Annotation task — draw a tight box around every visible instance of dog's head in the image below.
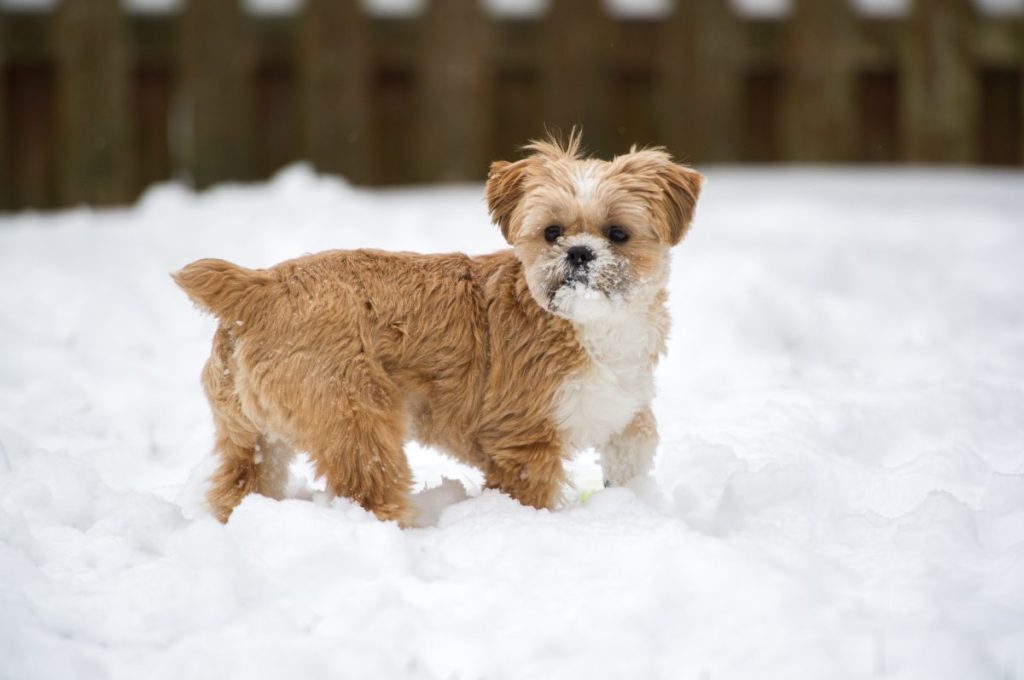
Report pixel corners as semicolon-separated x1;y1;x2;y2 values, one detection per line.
487;131;703;322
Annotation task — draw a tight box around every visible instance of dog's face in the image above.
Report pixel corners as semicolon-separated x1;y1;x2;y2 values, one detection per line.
487;135;704;322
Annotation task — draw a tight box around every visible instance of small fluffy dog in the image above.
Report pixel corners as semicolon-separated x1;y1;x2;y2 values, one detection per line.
174;133;703;524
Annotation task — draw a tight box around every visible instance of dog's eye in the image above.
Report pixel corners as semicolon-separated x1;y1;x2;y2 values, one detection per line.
544;225;563;243
607;226;629;243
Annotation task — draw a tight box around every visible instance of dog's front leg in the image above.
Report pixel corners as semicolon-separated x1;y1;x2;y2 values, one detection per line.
484;442;565;510
600;406;658;487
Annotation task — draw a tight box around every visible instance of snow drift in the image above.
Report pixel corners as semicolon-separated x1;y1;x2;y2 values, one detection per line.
1;166;1022;679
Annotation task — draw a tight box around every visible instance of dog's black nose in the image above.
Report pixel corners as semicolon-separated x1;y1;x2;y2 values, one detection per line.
566;246;596;267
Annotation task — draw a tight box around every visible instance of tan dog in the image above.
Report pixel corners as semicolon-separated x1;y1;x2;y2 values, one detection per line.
174;133;703;525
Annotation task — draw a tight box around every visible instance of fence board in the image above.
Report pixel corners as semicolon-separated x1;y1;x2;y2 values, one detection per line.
902;0;977;162
491;19;544;162
543;0;612;156
56;0;131;206
610;20;659;150
300;0;370;184
372;19;418;185
1018;17;1024;165
784;0;856;161
742;68;783;161
858;69;901;161
0;11;7;210
6;62;56;209
255;57;298;179
660;0;743;164
418;0;491;182
180;0;254;188
130;15;176;198
978;68;1022;165
133;64;174;195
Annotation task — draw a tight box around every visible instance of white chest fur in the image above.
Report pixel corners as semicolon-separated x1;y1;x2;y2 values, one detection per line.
554;305;663;452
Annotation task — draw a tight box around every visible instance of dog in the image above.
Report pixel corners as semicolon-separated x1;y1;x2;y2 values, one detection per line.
173;132;703;525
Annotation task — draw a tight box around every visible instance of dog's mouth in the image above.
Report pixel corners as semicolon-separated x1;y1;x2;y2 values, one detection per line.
544;265;631;319
546;280;592;309
563;264;591;286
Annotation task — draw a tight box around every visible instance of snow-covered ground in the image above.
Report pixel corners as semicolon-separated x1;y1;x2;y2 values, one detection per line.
1;166;1022;679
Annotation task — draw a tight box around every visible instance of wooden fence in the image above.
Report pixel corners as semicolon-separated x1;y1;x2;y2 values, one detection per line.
1;0;1022;210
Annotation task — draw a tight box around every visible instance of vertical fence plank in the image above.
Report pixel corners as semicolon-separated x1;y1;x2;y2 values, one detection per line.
133;65;175;197
0;9;8;210
543;0;612;155
251;18;298;180
372;18;419;185
418;0;491;181
55;0;131;206
7;64;57;209
858;70;900;161
132;14;176;199
491;19;545;162
1019;18;1024;165
609;20;658;149
783;0;856;161
659;0;742;164
742;69;783;161
300;0;370;183
901;0;976;162
180;0;253;188
978;68;1021;165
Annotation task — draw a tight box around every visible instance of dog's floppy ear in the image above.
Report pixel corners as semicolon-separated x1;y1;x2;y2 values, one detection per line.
659;160;704;246
611;149;704;246
486;158;533;243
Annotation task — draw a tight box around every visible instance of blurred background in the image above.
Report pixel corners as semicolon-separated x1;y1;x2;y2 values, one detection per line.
0;0;1021;211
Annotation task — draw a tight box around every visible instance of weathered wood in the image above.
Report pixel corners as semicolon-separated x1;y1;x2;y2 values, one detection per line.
5;62;58;209
254;57;298;179
543;0;613;156
1018;17;1024;165
249;17;298;179
609;20;659;150
180;0;253;188
901;0;977;162
978;68;1022;165
130;15;176;199
0;9;8;210
371;19;419;185
783;0;857;161
742;68;783;162
491;19;545;162
418;0;491;182
300;0;370;184
659;0;743;163
3;2;1024;210
55;0;131;206
858;69;901;161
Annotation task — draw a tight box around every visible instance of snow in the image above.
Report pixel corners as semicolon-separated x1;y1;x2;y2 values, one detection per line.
1;165;1023;679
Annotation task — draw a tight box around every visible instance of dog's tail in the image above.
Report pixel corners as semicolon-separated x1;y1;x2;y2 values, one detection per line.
172;258;275;322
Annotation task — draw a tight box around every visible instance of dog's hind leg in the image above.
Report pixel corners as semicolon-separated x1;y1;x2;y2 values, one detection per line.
297;357;413;526
206;425;295;521
254;436;295;500
201;326;278;522
206;414;262;522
